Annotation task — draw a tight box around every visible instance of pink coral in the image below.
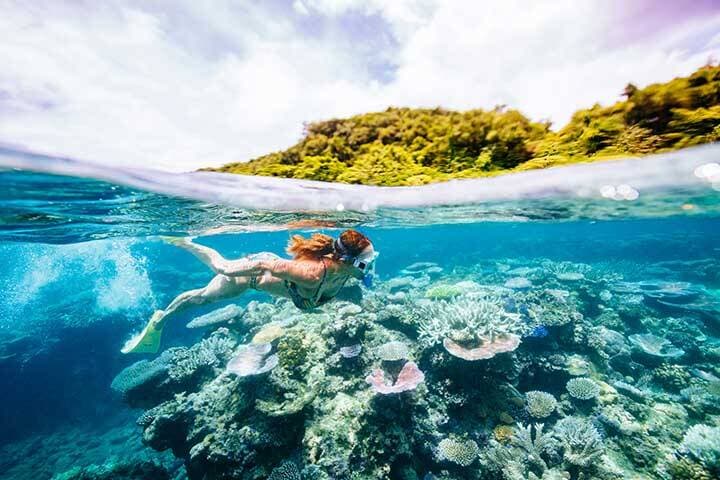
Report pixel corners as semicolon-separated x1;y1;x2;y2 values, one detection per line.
443;334;521;361
366;361;425;394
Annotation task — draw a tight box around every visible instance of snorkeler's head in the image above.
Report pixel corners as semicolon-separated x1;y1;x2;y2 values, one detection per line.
334;230;377;281
286;229;374;263
334;230;372;260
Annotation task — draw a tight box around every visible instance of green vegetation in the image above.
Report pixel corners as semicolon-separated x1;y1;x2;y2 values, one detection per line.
209;64;720;185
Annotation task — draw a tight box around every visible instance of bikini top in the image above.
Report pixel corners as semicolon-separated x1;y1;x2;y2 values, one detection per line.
285;257;348;311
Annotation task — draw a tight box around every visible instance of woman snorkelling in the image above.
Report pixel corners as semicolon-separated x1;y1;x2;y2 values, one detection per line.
122;229;378;354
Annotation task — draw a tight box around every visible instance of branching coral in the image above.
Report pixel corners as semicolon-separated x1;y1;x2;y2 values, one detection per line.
565;378;600;400
552;417;604;468
416;294;525;347
168;330;236;381
512;423;556;471
436;437;480;467
525;392;557;419
679;424;720;471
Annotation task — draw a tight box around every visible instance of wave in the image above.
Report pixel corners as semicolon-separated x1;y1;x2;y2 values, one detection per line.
1;143;718;213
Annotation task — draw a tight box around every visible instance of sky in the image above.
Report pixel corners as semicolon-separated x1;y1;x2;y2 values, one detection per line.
1;0;719;172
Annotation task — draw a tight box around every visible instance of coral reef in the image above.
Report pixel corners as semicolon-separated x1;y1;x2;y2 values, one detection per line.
107;257;720;480
52;461;170;480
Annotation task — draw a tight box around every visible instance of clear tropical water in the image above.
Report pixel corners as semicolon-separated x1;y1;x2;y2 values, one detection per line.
0;145;719;480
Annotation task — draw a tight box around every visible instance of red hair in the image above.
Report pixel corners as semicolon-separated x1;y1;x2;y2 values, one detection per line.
286;229;371;260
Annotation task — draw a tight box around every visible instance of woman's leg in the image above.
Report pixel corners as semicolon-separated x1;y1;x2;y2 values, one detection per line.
157;274;245;327
166;237;229;273
167;238;268;277
121;274;248;354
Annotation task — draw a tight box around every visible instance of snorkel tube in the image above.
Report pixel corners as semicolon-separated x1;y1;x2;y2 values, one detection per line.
361;263;375;288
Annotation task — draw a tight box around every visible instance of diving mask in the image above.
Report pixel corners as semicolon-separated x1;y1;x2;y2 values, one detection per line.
352;250;379;273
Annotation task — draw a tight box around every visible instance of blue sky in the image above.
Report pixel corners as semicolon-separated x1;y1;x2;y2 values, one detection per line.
1;0;719;171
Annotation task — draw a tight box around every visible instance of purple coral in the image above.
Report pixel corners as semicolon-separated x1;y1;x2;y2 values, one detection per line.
366;361;425;394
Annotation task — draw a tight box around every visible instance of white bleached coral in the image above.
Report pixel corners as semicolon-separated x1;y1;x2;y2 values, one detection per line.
525;391;557;419
436;437;480;467
566;378;600;400
415;294;526;347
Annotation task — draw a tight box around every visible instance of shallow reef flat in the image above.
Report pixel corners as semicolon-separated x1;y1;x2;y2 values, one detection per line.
102;257;720;480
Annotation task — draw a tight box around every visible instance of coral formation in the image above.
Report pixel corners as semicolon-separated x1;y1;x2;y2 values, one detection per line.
52;461;170;480
525;391;557;418
226;343;278;377
628;333;685;361
679;424;720;471
267;461;301;480
436;438;480;467
375;341;410;361
366;361;425;394
443;335;521;361
565;378;600;400
552;417;604;468
186;304;244;329
416;295;527;347
104;257;720;480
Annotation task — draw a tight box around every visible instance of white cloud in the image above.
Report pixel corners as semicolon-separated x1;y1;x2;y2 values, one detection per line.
0;1;718;172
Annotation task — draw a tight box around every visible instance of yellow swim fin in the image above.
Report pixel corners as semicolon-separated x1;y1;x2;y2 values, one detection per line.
121;310;165;354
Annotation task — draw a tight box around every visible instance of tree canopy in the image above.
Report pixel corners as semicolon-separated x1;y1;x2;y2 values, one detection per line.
208;64;720;186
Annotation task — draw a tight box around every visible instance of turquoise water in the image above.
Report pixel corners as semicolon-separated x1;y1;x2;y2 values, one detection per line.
0;146;719;479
